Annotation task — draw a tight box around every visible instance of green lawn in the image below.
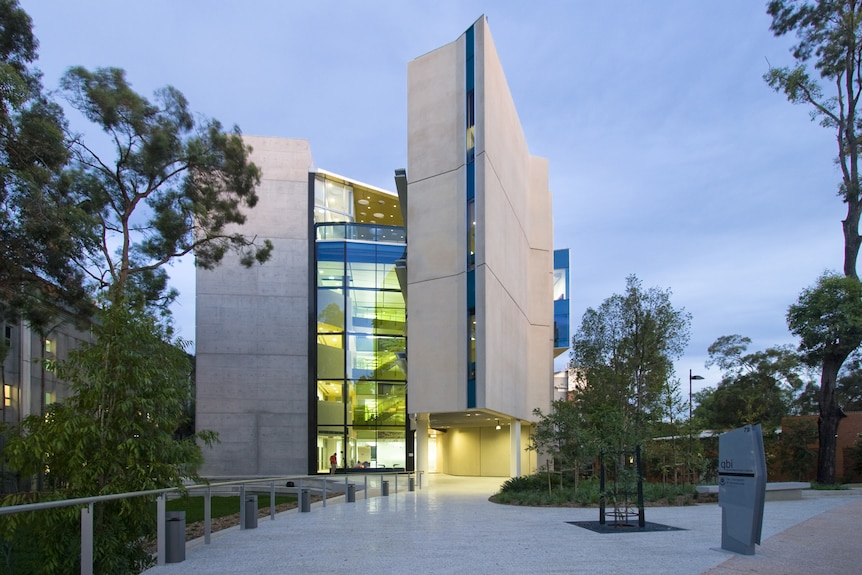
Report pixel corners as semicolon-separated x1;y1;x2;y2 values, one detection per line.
165;494;297;523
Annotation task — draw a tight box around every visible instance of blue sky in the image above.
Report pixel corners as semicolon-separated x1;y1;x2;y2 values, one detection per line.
20;1;843;395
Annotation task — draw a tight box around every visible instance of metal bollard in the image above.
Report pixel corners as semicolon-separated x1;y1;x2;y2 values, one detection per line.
408;476;415;491
300;489;311;512
242;496;258;529
347;484;356;502
165;511;186;564
381;480;389;496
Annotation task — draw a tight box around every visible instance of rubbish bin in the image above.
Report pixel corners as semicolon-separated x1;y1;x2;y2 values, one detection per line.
381;480;389;496
408;476;415;492
347;484;356;503
300;489;311;512
243;495;258;529
165;511;186;564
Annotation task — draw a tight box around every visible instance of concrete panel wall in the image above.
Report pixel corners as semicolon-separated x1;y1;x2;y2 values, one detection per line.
196;136;312;476
407;38;464;183
407;34;468;415
407;275;467;412
474;17;554;424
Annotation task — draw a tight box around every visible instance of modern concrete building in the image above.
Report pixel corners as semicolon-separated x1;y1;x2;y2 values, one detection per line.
195;16;568;477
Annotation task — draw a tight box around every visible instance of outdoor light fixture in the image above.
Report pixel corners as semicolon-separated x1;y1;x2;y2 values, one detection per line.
688;370;705;485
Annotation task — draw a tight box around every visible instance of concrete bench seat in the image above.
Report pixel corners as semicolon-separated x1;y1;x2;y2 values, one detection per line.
696;481;810;500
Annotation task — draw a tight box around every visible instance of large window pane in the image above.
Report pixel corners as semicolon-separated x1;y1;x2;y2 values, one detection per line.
346;243;377;288
317;380;344;426
375;291;405;335
347;335;406;381
347;289;376;333
318;288;344;331
317;334;344;379
377;382;406;426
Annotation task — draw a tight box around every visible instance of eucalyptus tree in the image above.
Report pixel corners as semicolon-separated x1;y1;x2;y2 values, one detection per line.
59;66;272;314
765;0;862;280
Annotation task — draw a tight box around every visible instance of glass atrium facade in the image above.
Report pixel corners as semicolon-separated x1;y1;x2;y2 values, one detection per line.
311;173;408;473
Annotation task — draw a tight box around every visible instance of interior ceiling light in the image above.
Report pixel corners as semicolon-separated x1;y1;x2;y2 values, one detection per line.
358;199;370;205
373;212;384;218
495;419;501;430
378;199;386;204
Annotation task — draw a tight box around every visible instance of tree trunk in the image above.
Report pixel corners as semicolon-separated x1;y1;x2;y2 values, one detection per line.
843;201;861;280
817;356;846;484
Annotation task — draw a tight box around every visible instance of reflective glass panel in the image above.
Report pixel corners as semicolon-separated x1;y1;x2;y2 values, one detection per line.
317;333;344;379
317;380;344;426
318;288;344;331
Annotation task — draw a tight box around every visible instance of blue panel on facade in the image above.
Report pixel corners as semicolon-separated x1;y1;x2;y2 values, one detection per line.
554;299;570;348
317;242;345;262
554;248;569;270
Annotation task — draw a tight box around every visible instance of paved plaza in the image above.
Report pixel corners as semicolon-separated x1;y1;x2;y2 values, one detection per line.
142;475;862;575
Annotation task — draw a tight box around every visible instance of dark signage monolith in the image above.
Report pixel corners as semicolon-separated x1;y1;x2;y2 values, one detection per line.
718;424;766;555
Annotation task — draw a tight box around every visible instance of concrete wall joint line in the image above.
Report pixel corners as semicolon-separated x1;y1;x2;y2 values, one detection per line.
407;270;465;286
481;151;532;246
481;264;543;327
407;164;464;186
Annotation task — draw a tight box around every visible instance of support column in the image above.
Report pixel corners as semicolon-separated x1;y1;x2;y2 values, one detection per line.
415;413;429;476
509;419;521;477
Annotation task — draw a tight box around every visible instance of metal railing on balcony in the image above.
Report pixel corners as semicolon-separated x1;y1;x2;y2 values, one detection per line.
316;222;406;244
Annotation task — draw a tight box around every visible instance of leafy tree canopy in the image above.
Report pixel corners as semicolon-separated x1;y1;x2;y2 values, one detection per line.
787;272;862;483
0;0;91;328
59;66;272;315
570;275;691;451
694;335;807;430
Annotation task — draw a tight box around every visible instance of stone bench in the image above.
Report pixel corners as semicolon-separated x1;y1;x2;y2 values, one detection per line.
696;481;810;501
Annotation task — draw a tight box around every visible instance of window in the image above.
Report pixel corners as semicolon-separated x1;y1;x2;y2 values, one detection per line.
4;384;11;407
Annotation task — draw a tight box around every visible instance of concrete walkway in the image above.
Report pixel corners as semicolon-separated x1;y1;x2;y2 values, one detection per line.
142;475;862;575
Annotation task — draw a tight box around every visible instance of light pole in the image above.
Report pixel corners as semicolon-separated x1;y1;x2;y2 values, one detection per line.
689;369;704;484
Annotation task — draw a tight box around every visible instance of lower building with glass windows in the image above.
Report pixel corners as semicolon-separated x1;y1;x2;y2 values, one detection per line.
195;16;569;477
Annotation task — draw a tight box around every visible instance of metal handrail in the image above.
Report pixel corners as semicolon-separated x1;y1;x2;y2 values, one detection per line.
0;471;421;575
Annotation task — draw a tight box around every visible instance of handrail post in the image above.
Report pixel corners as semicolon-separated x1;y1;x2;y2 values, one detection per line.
270;481;276;520
81;502;93;575
239;484;247;530
156;494;166;565
322;477;327;507
204;487;212;544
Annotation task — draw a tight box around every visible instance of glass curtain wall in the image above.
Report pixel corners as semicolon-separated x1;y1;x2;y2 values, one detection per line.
316;232;407;472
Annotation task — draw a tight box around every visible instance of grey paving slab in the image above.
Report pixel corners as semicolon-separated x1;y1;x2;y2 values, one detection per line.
141;475;862;575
